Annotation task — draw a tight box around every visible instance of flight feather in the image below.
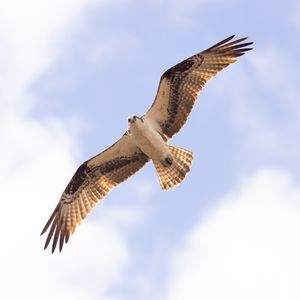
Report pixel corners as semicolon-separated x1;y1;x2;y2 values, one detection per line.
41;134;149;252
145;35;253;139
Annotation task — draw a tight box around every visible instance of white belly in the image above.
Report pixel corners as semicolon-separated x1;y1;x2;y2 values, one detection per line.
130;119;169;161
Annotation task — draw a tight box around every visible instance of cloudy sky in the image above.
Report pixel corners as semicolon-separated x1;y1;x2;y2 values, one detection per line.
1;0;300;299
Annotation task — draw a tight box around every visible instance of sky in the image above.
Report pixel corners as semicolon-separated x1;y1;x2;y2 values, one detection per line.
0;0;300;299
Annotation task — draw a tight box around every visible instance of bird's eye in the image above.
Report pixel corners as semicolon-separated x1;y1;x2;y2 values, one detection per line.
133;116;137;120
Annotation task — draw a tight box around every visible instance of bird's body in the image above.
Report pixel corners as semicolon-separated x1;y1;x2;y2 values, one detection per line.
41;35;253;252
128;116;169;162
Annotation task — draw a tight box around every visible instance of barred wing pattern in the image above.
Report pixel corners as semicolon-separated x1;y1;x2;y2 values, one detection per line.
145;35;253;139
41;134;149;253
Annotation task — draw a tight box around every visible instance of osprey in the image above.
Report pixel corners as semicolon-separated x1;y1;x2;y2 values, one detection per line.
41;35;253;252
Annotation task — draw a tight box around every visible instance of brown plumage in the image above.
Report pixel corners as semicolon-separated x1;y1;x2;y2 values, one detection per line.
41;35;252;253
41;135;149;253
145;35;253;139
154;145;193;190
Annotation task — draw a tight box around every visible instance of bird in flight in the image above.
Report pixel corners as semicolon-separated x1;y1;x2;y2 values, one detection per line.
41;35;253;253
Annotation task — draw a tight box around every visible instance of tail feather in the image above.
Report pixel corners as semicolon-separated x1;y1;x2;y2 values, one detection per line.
154;145;194;190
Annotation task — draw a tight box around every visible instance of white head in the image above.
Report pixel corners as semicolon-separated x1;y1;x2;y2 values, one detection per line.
127;114;143;125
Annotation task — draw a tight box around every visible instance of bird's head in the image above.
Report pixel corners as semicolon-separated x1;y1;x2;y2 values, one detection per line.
127;115;142;125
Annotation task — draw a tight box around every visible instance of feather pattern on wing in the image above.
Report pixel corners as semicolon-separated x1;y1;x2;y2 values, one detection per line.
145;35;253;139
41;134;149;253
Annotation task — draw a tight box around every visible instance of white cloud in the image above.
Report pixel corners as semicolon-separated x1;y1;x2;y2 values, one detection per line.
0;0;127;113
0;115;152;298
0;1;151;299
164;169;300;300
0;0;83;111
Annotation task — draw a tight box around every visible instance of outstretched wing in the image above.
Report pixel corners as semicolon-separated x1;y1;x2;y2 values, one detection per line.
144;35;253;139
41;133;149;253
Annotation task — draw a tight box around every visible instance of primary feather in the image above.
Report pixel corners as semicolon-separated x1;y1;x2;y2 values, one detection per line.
145;35;253;139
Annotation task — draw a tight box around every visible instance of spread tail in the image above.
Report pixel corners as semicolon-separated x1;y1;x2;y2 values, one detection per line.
154;145;194;190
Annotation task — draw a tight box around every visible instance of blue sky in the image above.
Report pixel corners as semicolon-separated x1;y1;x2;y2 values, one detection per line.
1;0;300;299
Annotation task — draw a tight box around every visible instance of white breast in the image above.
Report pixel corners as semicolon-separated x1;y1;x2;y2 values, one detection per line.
130;119;169;161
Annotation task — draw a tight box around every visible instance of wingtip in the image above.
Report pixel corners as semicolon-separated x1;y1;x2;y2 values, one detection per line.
222;35;236;44
204;34;251;52
40;227;47;236
243;47;253;52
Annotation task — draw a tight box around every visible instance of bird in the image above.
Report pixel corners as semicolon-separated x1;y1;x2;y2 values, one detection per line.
41;35;253;253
